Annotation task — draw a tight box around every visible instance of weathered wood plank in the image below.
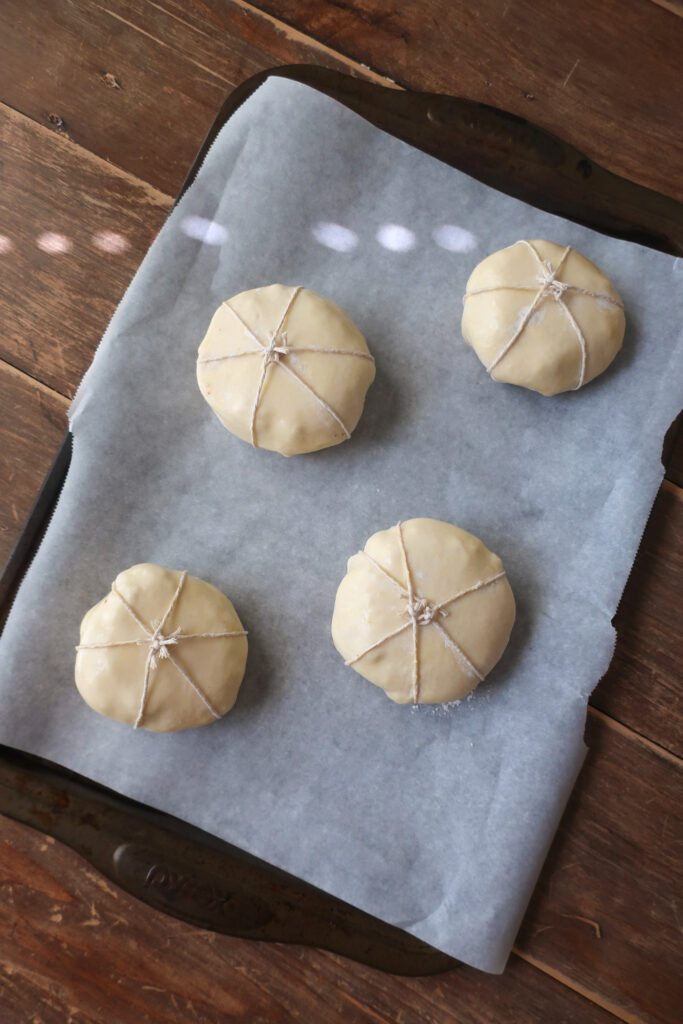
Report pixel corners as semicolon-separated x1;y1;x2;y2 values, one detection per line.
517;712;682;1024
1;3;681;1022
0;812;619;1024
0;363;67;569
3;0;682;208
592;482;683;757
0;0;379;198
244;0;683;202
1;705;679;1021
0;103;171;398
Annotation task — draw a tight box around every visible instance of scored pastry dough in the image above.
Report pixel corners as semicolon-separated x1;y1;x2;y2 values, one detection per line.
331;518;515;705
197;284;376;456
462;240;625;395
75;564;248;732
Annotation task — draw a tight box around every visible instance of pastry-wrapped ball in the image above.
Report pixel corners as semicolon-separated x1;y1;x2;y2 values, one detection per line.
462;240;625;395
75;564;248;732
331;518;515;704
197;284;375;455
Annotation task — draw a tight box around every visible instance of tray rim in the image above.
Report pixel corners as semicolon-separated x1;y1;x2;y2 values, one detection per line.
2;62;682;974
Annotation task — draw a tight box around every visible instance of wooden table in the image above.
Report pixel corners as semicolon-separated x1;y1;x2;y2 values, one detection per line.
1;2;681;1021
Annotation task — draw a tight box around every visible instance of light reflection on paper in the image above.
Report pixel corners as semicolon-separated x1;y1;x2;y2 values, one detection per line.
311;221;358;253
37;232;72;254
0;235;13;254
432;225;478;253
376;223;416;252
93;230;129;254
180;215;228;245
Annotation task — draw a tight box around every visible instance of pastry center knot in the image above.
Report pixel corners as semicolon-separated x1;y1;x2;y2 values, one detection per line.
147;627;181;666
264;330;289;366
538;263;569;301
408;596;442;627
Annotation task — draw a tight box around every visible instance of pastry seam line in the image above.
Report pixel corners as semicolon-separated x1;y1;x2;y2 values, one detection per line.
198;287;375;447
76;571;247;728
348;525;502;702
463;240;623;389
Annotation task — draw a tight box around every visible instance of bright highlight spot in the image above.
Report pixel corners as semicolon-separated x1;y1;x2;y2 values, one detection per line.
311;221;358;253
0;235;13;254
93;230;129;254
376;224;416;252
37;232;72;254
180;215;228;245
432;225;478;253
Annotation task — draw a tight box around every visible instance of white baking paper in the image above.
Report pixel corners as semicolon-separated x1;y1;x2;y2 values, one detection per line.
1;79;681;973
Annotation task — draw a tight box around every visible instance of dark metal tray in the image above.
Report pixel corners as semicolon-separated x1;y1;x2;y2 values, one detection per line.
1;64;682;977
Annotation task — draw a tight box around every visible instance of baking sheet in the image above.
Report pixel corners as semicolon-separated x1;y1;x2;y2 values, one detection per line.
1;79;682;973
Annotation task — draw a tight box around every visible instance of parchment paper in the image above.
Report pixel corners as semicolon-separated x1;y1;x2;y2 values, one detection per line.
1;79;681;973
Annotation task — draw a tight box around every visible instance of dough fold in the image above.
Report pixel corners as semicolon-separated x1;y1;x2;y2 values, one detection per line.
75;564;248;732
462;240;625;395
197;285;375;455
331;519;515;704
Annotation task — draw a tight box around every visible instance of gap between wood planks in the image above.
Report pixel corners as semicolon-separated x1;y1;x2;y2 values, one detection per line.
5;89;682;771
6;340;680;1023
2;10;679;1024
97;0;401;89
511;947;642;1024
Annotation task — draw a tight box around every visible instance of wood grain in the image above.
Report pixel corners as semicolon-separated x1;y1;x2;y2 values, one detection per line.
517;712;683;1024
0;362;67;568
0;705;680;1022
0;811;621;1024
3;0;682;207
592;482;683;757
245;0;683;202
1;2;681;1020
0;103;170;398
0;0;379;198
0;360;680;1020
